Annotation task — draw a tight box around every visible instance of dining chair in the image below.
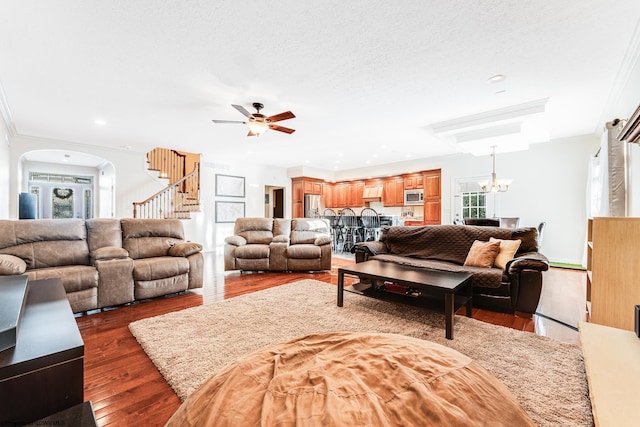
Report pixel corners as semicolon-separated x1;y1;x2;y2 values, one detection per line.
499;217;520;228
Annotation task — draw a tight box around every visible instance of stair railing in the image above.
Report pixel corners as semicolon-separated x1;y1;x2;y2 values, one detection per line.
133;163;200;219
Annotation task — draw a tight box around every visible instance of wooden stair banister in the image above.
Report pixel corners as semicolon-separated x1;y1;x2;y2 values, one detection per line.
133;162;200;219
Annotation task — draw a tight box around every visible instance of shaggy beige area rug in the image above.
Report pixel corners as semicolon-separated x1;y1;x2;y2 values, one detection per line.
129;279;592;426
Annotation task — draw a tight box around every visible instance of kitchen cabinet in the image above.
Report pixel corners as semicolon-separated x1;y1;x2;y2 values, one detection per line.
383;177;405;207
423;170;441;225
322;183;334;209
349;181;365;207
304;180;323;195
334;183;349;208
403;174;424;189
292;179;304;218
292;169;441;218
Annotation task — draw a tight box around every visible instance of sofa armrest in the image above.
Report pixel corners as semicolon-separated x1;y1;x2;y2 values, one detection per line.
92;246;129;261
314;235;332;246
506;252;549;274
272;235;290;244
354;241;388;263
0;254;27;275
169;242;203;257
224;235;247;246
506;252;549;314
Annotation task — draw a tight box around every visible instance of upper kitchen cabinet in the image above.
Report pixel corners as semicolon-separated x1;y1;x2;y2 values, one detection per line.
349;181;365;207
322;183;334;209
403;173;424;189
383;177;405;207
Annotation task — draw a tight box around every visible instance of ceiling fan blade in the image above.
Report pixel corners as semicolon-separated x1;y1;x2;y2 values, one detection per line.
232;104;253;118
212;120;245;124
247;130;258;137
269;124;296;134
267;111;295;123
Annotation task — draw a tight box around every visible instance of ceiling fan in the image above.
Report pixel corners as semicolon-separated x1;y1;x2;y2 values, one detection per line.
212;102;296;136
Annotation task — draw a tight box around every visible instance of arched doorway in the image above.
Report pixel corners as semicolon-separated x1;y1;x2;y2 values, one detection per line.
18;150;115;219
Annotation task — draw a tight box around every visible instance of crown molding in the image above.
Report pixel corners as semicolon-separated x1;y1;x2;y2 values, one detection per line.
598;18;640;129
0;80;17;138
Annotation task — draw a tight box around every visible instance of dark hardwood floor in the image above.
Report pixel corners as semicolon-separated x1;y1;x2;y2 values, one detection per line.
76;251;587;426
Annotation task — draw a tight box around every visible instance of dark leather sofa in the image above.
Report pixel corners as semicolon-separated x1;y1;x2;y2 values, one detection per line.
353;225;549;314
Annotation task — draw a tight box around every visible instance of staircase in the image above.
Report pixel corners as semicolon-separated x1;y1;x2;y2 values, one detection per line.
133;148;201;219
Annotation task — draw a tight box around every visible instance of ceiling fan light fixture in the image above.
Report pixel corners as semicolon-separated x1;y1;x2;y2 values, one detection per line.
246;121;269;136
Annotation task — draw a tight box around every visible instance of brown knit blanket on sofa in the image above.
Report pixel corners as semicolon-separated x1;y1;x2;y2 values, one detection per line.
381;225;515;265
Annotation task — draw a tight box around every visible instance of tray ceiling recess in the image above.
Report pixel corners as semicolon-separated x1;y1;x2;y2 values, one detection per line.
429;99;550;156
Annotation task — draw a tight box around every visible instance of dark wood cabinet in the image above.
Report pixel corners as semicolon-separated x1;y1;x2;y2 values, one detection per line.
0;278;84;425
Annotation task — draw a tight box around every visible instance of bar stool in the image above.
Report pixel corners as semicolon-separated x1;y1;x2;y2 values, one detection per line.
340;208;360;253
360;207;381;241
323;208;340;251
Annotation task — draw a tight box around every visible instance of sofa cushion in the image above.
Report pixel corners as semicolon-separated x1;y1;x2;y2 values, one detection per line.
287;244;321;259
135;274;188;299
86;218;123;252
511;227;538;254
234;218;274;244
490;238;521;269
0;219;90;269
0;254;27;274
133;256;190;281
169;242;203;257
122;219;185;259
26;265;99;293
235;244;270;259
464;240;501;268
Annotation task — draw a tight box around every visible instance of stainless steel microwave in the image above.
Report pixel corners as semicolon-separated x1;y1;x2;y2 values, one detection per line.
404;189;424;205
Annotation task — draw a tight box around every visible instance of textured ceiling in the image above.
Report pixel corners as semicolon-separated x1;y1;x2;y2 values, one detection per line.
1;1;640;171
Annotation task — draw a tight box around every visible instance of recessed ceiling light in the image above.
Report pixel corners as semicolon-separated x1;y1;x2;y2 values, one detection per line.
488;74;506;83
94;119;107;126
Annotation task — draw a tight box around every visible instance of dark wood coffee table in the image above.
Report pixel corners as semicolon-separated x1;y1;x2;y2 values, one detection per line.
0;278;84;425
337;260;473;339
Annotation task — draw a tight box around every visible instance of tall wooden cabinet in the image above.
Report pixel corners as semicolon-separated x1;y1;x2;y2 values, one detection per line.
423;170;441;225
587;217;640;331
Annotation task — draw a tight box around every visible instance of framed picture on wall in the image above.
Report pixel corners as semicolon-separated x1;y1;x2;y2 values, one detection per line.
215;174;245;197
215;201;245;223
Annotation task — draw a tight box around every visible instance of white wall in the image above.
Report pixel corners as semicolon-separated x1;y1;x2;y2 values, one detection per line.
194;159;291;252
0;113;9;218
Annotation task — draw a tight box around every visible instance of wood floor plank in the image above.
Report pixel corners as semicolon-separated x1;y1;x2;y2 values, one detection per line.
77;252;585;425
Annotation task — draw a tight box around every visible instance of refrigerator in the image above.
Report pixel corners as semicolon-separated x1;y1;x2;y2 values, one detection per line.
304;194;323;218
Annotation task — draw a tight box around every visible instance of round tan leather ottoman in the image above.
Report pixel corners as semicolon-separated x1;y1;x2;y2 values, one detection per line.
166;332;535;426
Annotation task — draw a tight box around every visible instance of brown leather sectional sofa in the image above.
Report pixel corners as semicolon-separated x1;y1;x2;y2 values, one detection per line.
0;218;203;313
354;225;549;314
224;218;332;272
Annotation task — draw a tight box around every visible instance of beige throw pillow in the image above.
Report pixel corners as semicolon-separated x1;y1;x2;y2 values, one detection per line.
490;237;522;269
463;240;501;268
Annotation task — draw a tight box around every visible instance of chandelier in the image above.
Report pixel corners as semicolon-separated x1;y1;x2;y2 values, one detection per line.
478;147;512;193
